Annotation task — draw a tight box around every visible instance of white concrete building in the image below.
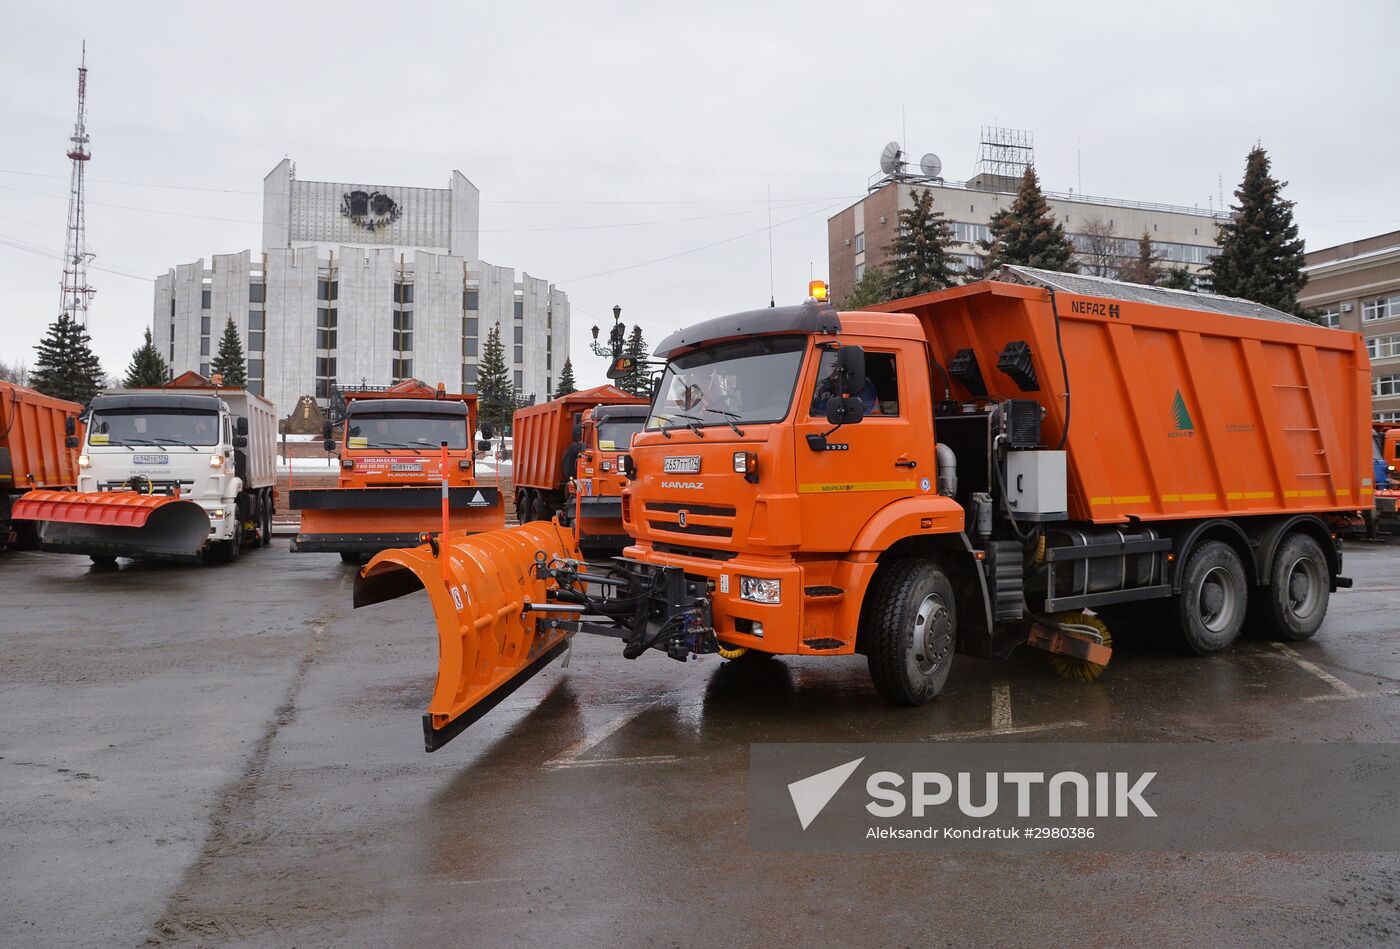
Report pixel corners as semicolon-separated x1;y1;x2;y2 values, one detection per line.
154;159;568;414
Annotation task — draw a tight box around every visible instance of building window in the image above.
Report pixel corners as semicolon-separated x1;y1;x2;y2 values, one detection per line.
249;331;264;352
317;279;338;301
855;262;866;283
392;358;413;380
462;364;477;390
514;370;523;390
396;283;414;305
316;357;337;378
464;338;478;357
317;308;337;350
464;289;479;311
393;311;413;352
855;232;865;253
1367;334;1400;361
201;289;211;309
1374;374;1400;397
200;336;210;357
514;299;524;319
170;324;175;342
201;316;210;335
249;283;265;304
514;344;523;364
247;380;263;397
248;310;264;332
513;326;524;344
465;317;478;338
247;358;264;379
1317;307;1341;329
1376;410;1400;423
950;221;990;245
546;377;552;395
199;362;210;377
1363;296;1400;322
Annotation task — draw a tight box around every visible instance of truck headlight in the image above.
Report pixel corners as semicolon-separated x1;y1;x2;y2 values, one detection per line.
733;450;758;483
213;509;226;519
739;576;781;604
209;453;224;468
78;453;90;468
618;453;635;478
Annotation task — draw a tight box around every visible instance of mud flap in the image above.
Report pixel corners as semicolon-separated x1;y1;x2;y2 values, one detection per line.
353;520;583;751
12;489;212;560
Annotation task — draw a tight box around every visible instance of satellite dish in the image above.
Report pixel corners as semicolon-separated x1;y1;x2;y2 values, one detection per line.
920;153;943;179
879;141;903;176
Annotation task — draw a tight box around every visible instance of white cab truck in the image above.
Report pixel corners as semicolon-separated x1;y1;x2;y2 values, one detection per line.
25;385;278;563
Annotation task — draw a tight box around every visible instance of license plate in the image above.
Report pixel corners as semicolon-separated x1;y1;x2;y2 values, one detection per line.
663;456;701;474
132;454;168;465
390;463;423;472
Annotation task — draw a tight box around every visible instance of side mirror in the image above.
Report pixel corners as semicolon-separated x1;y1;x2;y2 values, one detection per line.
836;345;866;396
233;435;249;449
478;439;493;453
65;416;76;436
322;438;335;452
480;422;496;440
236;416;249;436
65;435;79;449
825;396;866;427
607;355;638;380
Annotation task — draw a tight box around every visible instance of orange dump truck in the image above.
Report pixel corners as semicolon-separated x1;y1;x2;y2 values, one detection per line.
511;384;647;551
0;381;81;549
290;379;504;562
354;269;1368;750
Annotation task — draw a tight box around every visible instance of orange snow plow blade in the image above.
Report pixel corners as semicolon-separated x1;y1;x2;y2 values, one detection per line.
12;489;212;560
352;520;582;751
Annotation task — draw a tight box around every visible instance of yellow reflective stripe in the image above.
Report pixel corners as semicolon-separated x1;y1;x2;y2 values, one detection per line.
1362;487;1374;495
1180;493;1217;502
798;480;917;494
1283;490;1300;498
1160;493;1180;502
1244;491;1275;499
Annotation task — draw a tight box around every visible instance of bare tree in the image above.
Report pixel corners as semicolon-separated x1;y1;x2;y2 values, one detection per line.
0;360;29;386
1079;218;1120;278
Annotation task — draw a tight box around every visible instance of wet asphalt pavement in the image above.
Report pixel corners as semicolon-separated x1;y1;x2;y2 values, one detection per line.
2;538;1399;947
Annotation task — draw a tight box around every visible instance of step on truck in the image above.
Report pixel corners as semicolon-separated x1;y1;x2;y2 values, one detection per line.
0;381;82;551
353;268;1368;750
511;384;648;553
15;372;277;563
290;379;504;562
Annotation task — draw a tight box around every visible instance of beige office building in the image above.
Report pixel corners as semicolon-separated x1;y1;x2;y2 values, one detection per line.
1299;230;1400;422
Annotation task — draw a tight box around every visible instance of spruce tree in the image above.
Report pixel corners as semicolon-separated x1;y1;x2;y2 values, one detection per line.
620;326;651;398
883;189;957;298
977;166;1078;274
123;327;171;387
1206;145;1308;313
840;264;892;309
553;357;578;398
210;318;247;386
477;324;512;433
29;313;104;404
1161;267;1196;291
1117;231;1165;286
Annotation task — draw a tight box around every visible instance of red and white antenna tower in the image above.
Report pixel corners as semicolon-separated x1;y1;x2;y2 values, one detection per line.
59;42;94;327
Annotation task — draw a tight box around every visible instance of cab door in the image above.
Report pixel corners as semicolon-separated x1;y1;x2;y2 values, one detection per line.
793;338;933;552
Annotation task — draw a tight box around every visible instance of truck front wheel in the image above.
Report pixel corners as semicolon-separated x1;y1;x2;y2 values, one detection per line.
862;558;956;705
1167;540;1247;655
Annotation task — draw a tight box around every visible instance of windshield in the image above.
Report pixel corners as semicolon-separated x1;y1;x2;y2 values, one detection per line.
646;335;807;431
88;408;220;447
346;413;467;450
596;418;644;451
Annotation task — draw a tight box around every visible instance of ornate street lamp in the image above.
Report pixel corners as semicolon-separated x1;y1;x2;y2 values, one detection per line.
590;304;628;359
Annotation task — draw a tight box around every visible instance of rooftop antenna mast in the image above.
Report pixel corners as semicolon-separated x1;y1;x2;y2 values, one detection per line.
59;42;95;328
767;185;775;307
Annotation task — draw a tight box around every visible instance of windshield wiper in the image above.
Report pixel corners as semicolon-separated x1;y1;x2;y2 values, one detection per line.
150;437;200;451
702;409;746;436
107;438;161;450
671;413;705;438
374;442;425;455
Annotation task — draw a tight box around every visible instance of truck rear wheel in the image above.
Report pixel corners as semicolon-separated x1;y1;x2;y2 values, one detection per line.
1254;532;1330;641
862;558;956;705
1166;540;1247;655
259;491;273;547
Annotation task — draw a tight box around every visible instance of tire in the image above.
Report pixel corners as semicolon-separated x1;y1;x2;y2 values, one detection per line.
339;551;362;565
1254;532;1330;641
1165;540;1247;655
862;558;957;705
90;554;117;567
260;491;273;547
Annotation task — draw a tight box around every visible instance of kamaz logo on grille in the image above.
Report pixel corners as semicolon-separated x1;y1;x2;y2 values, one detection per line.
660;481;704;490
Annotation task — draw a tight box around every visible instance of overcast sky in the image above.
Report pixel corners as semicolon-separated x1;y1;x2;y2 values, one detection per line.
2;0;1397;391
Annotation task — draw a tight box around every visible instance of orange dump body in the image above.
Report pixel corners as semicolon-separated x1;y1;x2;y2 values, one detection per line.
877;280;1371;523
512;384;645;491
0;381;81;493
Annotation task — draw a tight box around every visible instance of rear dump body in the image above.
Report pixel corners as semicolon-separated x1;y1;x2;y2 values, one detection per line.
512;385;645;490
0;382;81;545
353;270;1370;749
291;381;504;556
